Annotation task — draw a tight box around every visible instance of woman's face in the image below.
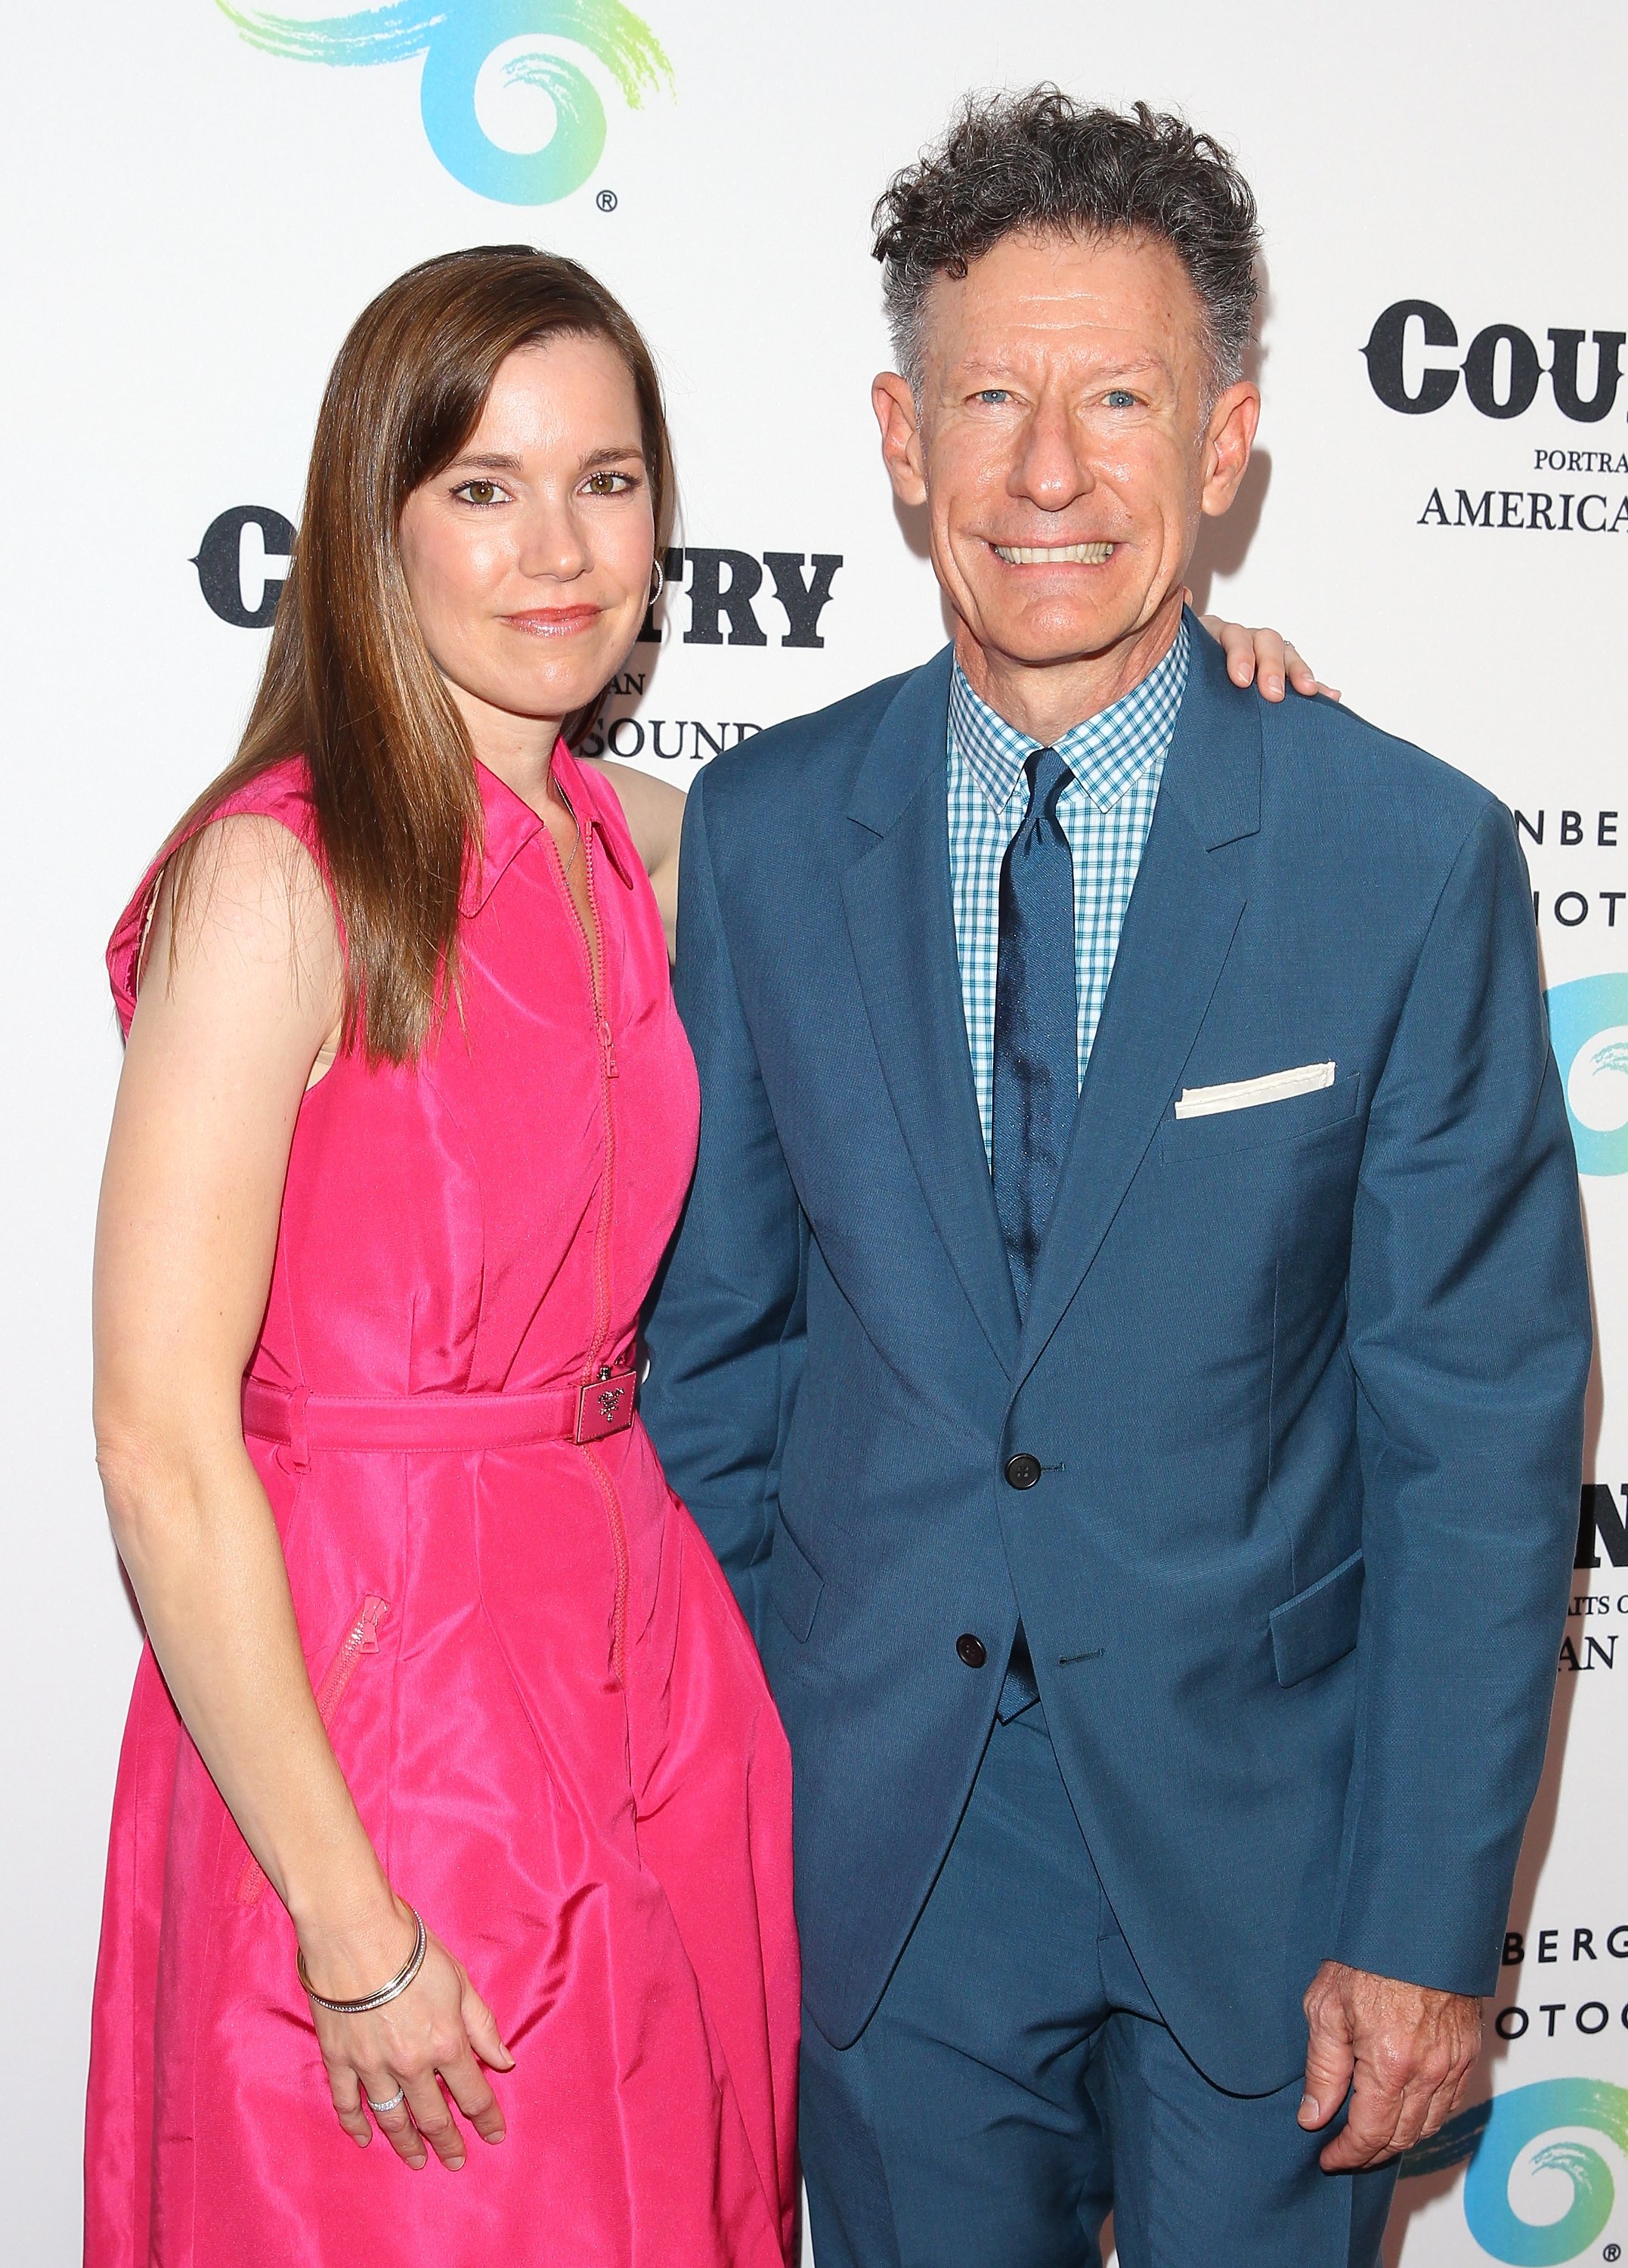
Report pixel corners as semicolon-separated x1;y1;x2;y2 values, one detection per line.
398;335;655;748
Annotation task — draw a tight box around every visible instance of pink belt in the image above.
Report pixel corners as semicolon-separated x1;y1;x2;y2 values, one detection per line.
242;1365;638;1467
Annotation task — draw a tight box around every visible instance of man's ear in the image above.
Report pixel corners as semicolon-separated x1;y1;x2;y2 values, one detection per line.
872;373;928;508
1199;381;1261;518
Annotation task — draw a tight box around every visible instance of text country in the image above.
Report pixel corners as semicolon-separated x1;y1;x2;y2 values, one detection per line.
1365;302;1627;421
193;510;843;647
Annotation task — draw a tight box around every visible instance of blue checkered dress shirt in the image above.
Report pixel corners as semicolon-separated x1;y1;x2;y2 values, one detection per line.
948;619;1190;1163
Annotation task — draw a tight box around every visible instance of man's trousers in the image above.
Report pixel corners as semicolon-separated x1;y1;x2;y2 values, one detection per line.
800;1705;1397;2268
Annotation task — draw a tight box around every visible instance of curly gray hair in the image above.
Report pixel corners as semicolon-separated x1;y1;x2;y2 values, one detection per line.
872;88;1261;401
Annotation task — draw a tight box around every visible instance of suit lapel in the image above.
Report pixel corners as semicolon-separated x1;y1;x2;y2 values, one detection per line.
1016;618;1261;1376
843;650;1021;1374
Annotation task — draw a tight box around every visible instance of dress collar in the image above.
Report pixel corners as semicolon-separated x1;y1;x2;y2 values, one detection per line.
458;739;633;916
949;616;1190;815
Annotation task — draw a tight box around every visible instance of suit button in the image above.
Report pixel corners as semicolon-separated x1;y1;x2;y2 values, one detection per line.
1004;1452;1042;1490
956;1633;988;1669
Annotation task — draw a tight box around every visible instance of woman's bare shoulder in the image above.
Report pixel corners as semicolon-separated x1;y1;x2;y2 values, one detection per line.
581;758;686;880
164;812;335;960
132;813;342;1047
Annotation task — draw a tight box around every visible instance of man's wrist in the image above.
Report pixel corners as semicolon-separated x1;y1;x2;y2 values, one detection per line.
1328;1929;1499;2002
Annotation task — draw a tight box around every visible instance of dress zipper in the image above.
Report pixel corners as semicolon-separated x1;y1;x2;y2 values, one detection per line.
311;1594;391;1721
549;807;630;1684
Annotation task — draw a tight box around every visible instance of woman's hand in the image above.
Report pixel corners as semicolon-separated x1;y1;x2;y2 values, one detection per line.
306;1904;515;2170
1190;595;1341;703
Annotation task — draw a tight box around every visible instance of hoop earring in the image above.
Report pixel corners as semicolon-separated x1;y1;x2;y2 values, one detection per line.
648;559;665;603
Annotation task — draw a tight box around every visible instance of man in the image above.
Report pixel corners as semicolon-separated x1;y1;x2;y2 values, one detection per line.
642;90;1589;2267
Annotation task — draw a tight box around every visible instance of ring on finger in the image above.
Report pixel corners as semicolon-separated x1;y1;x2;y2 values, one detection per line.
366;2086;407;2115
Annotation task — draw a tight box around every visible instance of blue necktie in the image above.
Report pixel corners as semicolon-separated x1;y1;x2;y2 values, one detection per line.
991;747;1076;1725
992;747;1078;1315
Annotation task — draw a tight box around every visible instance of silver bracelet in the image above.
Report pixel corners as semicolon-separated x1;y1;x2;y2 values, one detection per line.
298;1905;427;2015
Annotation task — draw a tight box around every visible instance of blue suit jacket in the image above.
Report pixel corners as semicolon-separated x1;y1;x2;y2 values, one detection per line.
640;616;1590;2091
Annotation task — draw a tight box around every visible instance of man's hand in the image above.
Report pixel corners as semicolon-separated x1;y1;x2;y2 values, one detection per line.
1299;1960;1481;2170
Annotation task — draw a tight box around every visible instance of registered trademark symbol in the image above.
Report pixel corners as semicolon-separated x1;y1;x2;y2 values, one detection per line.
1602;2243;1619;2260
596;188;618;212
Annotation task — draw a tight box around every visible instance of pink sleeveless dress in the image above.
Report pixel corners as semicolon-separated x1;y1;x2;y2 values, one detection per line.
87;748;800;2267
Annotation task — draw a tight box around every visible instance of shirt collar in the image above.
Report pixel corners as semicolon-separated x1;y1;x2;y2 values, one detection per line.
949;615;1190;815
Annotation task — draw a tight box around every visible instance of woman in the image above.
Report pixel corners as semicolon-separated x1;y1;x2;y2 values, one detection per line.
90;246;793;2267
88;243;1322;2264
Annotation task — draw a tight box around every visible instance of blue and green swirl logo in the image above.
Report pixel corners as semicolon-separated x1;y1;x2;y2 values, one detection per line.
1401;2079;1628;2263
213;2;673;204
1547;973;1628;1176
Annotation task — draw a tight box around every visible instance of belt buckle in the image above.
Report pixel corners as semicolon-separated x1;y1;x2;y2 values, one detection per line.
574;1365;636;1445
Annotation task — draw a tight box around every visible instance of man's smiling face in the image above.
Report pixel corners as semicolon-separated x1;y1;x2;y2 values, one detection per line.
875;227;1258;693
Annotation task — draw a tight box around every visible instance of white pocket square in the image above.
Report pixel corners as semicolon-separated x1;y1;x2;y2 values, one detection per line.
1174;1061;1336;1120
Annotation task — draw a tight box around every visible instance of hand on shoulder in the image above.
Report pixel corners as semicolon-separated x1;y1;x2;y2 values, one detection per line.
1193;600;1342;703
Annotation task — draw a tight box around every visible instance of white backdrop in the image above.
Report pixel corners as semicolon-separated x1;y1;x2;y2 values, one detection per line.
5;4;1626;2261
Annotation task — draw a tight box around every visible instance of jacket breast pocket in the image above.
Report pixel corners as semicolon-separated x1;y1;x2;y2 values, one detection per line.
1161;1071;1363;1162
1270;1548;1363;1687
770;1517;825;1643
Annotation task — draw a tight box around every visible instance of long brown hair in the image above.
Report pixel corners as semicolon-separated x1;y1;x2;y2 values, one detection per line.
170;246;675;1061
